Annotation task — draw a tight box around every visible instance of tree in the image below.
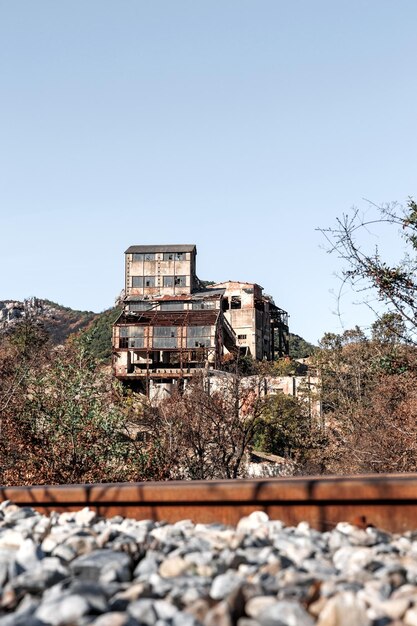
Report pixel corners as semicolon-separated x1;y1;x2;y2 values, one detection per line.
0;316;50;422
76;306;122;362
253;393;316;462
140;372;270;479
319;198;417;343
288;333;316;359
19;335;154;484
314;199;417;473
267;357;307;376
138;369;323;479
0;318;51;482
0;325;154;485
314;325;417;474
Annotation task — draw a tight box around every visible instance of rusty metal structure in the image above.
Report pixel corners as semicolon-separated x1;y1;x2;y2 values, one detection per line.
112;245;289;396
3;474;417;532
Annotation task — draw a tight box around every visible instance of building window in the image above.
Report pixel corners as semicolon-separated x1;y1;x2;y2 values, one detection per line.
163;276;174;287
119;326;145;349
131;276;143;288
144;276;155;287
186;326;211;348
164;252;185;261
231;296;242;309
132;253;143;262
160;302;184;310
144;253;155;261
154;326;176;337
153;326;177;348
174;275;186;286
238;334;247;340
128;301;153;311
192;301;216;310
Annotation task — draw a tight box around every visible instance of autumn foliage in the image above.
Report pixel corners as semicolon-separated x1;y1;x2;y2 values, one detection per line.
0;318;314;485
315;322;417;474
0;321;151;485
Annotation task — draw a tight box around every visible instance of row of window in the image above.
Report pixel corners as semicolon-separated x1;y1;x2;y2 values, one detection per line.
120;325;211;337
128;300;218;311
131;276;187;288
118;325;211;349
132;252;185;262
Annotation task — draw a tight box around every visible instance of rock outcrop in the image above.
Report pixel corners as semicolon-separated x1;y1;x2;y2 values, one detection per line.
0;298;95;344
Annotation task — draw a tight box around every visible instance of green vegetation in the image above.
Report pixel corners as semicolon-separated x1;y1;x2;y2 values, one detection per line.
288;333;316;358
0;322;156;484
79;306;122;361
42;299;94;316
253;393;316;461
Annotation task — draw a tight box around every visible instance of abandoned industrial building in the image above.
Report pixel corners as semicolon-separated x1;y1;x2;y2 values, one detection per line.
112;245;289;396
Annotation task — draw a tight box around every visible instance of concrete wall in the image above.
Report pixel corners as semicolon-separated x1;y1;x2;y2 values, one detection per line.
213;281;272;360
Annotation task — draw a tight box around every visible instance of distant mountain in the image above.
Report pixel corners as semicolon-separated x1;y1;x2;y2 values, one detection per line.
0;298;122;362
0;298;96;344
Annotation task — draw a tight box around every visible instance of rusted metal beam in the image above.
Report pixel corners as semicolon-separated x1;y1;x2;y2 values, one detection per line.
1;475;417;532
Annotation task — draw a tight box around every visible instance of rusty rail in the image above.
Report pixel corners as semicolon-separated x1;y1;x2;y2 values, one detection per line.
1;474;417;533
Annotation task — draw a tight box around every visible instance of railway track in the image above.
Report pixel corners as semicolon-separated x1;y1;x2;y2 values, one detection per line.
0;474;416;533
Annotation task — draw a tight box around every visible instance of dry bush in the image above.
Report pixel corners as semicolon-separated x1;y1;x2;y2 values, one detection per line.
316;327;417;475
140;373;266;479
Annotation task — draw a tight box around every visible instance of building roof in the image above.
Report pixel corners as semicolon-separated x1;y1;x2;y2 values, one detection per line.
191;289;225;298
213;280;263;290
116;309;220;327
125;245;196;254
124;290;224;302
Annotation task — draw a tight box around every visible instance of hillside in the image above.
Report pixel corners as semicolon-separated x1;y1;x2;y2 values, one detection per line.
0;298;123;362
78;306;122;361
0;298;96;343
0;298;314;362
289;333;316;358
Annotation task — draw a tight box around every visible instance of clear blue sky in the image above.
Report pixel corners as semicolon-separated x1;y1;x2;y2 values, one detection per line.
1;1;417;343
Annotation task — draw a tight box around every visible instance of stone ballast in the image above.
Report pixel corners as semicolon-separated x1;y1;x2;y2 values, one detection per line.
1;502;417;625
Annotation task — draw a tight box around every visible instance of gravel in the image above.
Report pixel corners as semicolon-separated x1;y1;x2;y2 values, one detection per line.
1;501;417;624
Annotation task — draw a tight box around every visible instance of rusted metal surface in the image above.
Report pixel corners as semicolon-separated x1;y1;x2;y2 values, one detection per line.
2;475;417;532
118;309;220;327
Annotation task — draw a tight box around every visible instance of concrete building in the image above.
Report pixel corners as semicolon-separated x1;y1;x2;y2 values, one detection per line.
112;244;289;396
125;245;198;298
213;281;288;360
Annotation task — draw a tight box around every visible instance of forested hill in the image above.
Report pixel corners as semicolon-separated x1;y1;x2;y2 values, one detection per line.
0;298;315;361
288;333;316;359
0;298;96;342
